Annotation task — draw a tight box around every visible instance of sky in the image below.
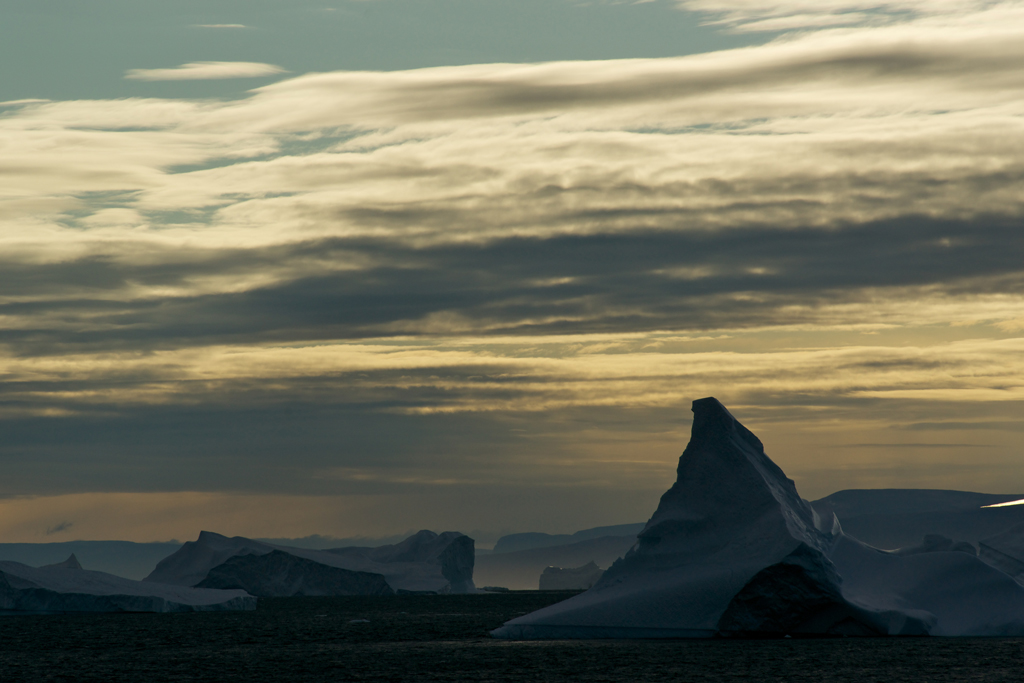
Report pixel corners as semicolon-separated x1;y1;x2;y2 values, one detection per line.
3;0;1024;545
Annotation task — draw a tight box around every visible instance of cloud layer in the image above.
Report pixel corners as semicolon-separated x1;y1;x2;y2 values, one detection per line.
3;3;1024;539
124;62;286;81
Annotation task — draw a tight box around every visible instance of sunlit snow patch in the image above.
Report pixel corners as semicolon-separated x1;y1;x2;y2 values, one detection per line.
982;499;1024;508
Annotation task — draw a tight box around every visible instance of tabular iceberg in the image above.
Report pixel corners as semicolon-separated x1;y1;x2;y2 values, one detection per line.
146;529;475;595
539;561;604;590
0;557;255;613
493;397;1024;638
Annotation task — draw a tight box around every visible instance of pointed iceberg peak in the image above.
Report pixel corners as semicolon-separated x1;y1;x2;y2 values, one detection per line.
41;553;82;570
690;396;740;435
688;397;761;450
642;397;830;558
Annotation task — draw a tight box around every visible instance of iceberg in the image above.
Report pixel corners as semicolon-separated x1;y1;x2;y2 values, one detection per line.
811;489;1024;550
492;524;646;554
539;561;604;590
493;397;1024;638
0;558;255;613
146;529;475;594
40;553;83;570
0;541;183;580
195;550;395;596
475;536;637;590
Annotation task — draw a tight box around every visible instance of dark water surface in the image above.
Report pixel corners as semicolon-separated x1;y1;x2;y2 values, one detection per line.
2;592;1023;682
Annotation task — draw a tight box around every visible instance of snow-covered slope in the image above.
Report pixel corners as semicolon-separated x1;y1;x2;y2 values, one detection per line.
146;529;475;594
493;398;1024;638
0;560;255;613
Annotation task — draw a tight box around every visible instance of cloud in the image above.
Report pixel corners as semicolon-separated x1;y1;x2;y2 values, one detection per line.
124;62;287;81
676;0;1005;32
46;521;73;535
4;2;1024;529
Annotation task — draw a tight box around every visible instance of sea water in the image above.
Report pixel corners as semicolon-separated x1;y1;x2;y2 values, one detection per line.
1;593;1022;682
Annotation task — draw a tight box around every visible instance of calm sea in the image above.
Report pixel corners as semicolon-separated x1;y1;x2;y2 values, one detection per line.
1;592;1023;682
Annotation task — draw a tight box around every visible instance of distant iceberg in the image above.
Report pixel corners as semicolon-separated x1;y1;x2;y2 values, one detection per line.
493;397;1024;638
147;529;475;595
0;556;254;614
196;550;395;596
539;561;604;590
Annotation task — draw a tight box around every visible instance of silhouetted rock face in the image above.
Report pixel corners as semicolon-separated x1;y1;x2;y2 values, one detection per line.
196;550;394;597
539;561;604;590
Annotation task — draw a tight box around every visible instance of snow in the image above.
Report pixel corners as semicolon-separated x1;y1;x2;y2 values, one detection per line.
983;499;1024;508
492;397;1024;639
0;560;255;613
146;529;476;594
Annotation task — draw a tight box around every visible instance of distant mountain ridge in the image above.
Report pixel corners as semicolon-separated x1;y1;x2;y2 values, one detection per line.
0;541;182;581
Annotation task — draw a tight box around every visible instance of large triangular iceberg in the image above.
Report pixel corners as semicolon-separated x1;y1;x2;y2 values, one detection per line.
493;398;1024;638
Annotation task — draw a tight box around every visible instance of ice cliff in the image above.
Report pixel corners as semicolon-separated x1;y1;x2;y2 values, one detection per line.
0;559;255;613
146;529;475;595
493;397;1024;638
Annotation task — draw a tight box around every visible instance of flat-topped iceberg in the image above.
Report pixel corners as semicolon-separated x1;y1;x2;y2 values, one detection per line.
539;561;604;590
196;550;395;596
147;529;475;595
0;557;255;613
493;398;1024;638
